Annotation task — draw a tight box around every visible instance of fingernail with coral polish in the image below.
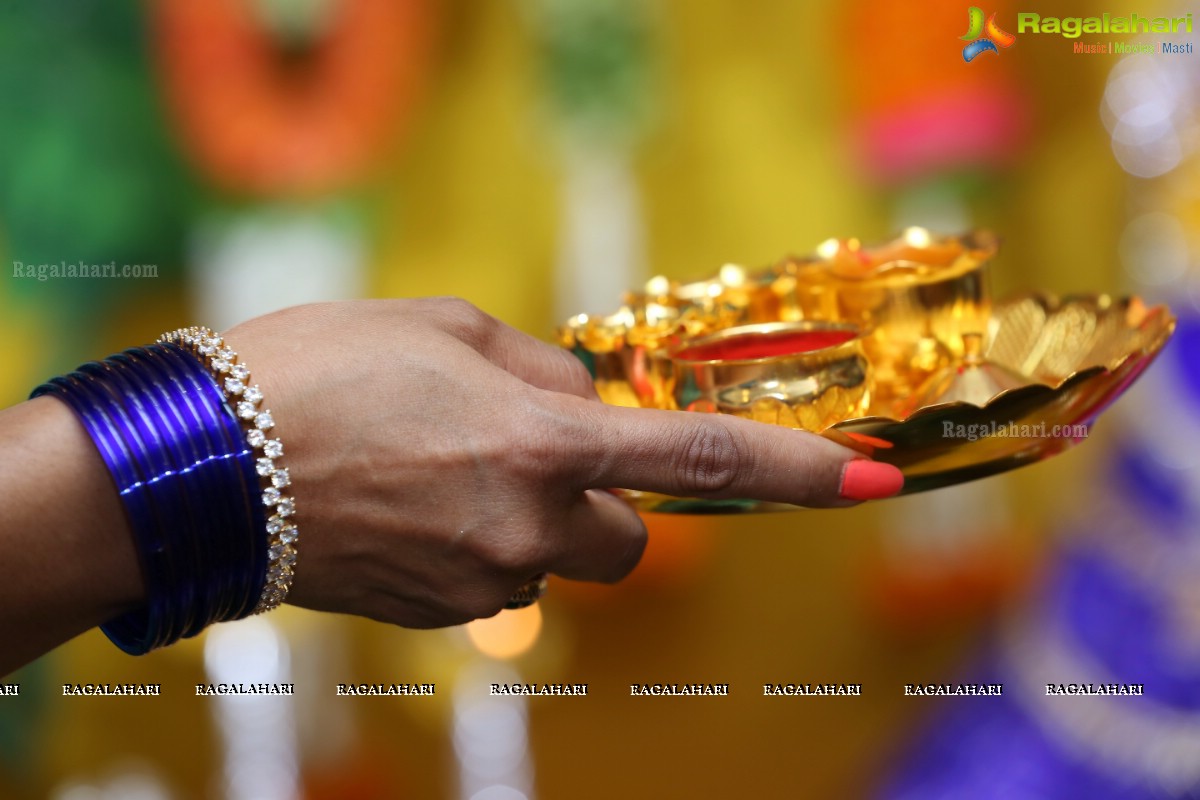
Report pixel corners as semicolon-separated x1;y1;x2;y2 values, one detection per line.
839;460;904;501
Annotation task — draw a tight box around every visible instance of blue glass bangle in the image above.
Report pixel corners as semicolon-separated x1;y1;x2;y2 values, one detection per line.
126;343;266;631
144;345;266;625
179;344;269;622
169;341;269;622
94;346;246;647
138;347;231;632
84;354;203;647
130;343;266;638
32;343;264;654
37;369;174;653
108;348;216;642
65;362;187;651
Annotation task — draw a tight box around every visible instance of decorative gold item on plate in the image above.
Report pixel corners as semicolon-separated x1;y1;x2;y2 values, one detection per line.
777;227;997;412
652;321;872;430
903;331;1032;414
558;277;746;410
559;231;1176;513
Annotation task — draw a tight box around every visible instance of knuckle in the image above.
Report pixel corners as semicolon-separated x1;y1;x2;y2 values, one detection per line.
443;550;539;621
535;345;595;395
457;591;507;621
423;297;497;345
501;435;555;487
466;525;545;577
555;350;598;397
491;541;542;575
424;295;475;316
507;402;579;482
672;421;745;496
509;423;556;467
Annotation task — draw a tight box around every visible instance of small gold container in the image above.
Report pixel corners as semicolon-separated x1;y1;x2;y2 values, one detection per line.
652;321;872;431
778;229;997;412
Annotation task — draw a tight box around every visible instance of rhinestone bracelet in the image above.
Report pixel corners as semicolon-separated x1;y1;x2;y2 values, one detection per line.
160;327;298;613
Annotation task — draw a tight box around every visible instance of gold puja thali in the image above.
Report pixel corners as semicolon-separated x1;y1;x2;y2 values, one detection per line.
559;230;1176;513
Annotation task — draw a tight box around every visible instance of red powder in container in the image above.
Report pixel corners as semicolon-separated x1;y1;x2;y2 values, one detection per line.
675;329;855;361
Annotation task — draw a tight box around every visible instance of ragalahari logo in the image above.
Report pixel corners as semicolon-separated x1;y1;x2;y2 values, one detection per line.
961;6;1016;61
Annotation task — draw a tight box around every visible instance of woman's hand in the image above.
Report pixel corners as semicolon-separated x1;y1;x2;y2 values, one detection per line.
0;296;903;674
227;298;902;629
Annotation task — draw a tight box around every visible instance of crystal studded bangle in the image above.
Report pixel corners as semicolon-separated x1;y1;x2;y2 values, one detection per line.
160;327;298;613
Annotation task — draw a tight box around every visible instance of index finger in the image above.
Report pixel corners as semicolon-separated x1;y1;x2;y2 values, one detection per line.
567;401;904;508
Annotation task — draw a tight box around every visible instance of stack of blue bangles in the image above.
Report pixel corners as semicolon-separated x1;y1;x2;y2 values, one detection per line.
31;330;296;655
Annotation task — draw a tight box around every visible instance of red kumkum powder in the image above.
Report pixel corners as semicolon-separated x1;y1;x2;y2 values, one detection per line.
675;329;856;362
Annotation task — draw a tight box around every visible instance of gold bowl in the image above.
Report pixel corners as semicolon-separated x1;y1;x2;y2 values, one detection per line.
570;293;1175;513
652;321;872;430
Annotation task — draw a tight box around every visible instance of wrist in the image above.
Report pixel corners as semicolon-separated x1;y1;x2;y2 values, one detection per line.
0;398;144;658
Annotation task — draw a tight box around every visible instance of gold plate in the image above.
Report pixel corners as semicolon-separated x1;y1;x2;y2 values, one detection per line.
587;294;1175;514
